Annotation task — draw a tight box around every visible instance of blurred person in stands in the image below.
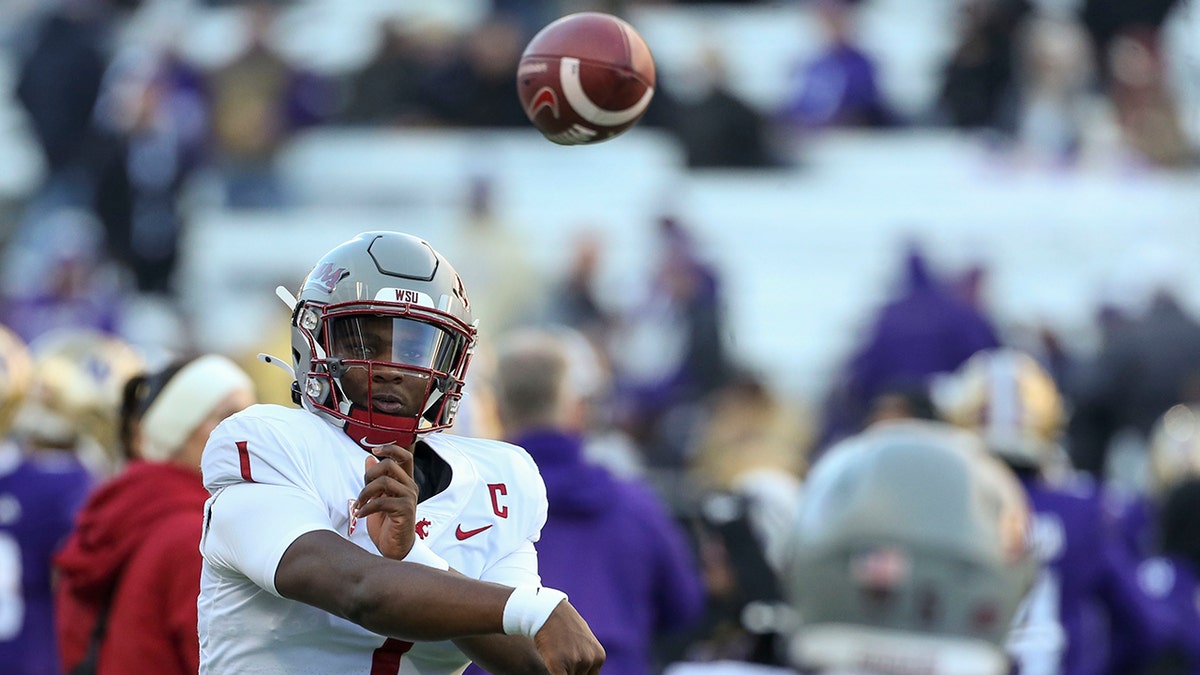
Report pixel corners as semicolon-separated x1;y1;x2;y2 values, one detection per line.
1132;478;1200;674
609;215;732;468
666;372;810;669
1080;0;1193;167
450;175;545;342
54;354;255;675
195;231;603;673
205;0;335;207
936;0;1032;136
480;326;705;675
780;420;1037;675
644;44;782;168
816;240;1000;453
11;328;145;479
0;324;89;675
87;45;210;296
936;348;1170;675
455;14;531;128
776;0;896;130
0;208;130;346
1013;11;1098;167
548;229;615;347
1065;279;1200;481
13;0;114;220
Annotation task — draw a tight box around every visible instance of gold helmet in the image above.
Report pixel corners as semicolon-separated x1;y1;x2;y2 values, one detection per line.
1147;404;1200;498
14;329;145;466
0;324;34;437
934;348;1065;470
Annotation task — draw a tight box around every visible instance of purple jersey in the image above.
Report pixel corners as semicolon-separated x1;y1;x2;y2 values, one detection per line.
1136;556;1200;670
0;442;93;675
1008;474;1168;675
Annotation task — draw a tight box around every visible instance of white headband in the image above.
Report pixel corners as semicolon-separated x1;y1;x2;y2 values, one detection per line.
140;355;253;463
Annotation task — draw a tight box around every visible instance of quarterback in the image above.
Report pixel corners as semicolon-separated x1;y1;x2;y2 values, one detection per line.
197;232;604;674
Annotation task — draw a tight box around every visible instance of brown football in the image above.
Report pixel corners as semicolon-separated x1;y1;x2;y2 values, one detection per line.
516;12;656;146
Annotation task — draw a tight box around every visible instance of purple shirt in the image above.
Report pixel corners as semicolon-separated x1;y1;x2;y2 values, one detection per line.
466;429;706;675
0;443;93;675
1011;474;1169;675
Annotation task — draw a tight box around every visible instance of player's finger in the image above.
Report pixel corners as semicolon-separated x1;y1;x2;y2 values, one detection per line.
364;453;413;485
370;443;414;477
355;477;416;511
355;495;412;519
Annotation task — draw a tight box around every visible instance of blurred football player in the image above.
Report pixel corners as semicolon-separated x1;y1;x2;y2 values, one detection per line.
784;419;1036;675
54;354;255;675
936;348;1169;675
1110;403;1200;558
11;328;146;478
1131;477;1200;674
197;231;604;673
0;323;89;675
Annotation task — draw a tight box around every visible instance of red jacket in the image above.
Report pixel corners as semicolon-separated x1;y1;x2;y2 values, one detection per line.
55;461;210;675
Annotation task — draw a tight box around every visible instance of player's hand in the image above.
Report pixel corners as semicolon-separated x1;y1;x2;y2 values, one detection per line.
533;600;605;675
355;444;418;560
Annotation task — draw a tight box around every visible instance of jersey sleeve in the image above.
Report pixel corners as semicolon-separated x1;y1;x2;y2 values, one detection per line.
202;409;317;492
201;482;336;597
478;539;542;587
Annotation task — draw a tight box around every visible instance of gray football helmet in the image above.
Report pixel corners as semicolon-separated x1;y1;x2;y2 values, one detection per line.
290;232;477;450
784;420;1036;675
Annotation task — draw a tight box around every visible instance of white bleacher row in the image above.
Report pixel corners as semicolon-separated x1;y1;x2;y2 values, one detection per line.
177;127;1200;402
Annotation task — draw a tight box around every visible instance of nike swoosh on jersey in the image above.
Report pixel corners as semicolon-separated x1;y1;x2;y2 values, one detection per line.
455;524;493;540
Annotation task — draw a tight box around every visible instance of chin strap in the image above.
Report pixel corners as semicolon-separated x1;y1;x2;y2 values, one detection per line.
257;353;295;379
343;405;420;451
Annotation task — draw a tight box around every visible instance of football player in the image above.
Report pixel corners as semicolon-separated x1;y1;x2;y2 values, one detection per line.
784;420;1036;675
935;348;1169;675
197;232;603;674
0;323;86;675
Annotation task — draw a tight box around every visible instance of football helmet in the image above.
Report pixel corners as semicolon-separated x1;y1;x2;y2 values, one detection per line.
784;420;1035;675
933;348;1065;470
1146;404;1200;498
13;329;145;467
0;324;33;438
290;232;477;450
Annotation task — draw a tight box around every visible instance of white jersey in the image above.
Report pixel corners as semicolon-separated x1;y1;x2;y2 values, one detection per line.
197;404;548;674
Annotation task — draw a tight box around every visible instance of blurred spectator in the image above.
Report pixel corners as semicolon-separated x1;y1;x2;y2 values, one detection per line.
816;240;1001;453
14;0;112;214
454;15;530;128
205;1;335;207
936;0;1032;135
689;370;810;572
1065;287;1200;480
0;208;130;346
609;215;732;468
1079;0;1192;166
1014;12;1098;166
484;327;706;675
937;348;1171;675
89;47;210;295
54;355;255;675
646;45;782;168
548;229;615;345
776;0;896;130
449;175;545;341
0;324;92;675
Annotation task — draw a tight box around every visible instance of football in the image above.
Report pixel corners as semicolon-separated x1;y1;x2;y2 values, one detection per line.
516;12;656;146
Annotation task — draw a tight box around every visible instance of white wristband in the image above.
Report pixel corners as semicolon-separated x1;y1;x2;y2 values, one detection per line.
400;540;450;570
502;585;568;638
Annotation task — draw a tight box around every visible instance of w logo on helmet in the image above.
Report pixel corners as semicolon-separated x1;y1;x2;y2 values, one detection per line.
306;263;348;293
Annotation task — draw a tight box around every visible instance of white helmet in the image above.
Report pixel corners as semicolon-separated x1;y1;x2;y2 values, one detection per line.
784;420;1036;675
934;348;1065;470
290;232;477;450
